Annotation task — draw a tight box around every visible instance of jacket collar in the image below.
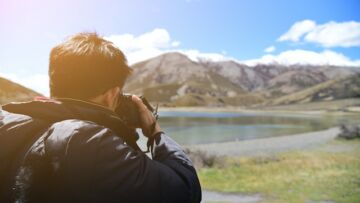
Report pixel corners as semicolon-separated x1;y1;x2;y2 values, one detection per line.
2;97;139;148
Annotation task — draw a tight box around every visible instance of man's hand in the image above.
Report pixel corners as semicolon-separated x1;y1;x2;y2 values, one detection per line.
132;95;161;138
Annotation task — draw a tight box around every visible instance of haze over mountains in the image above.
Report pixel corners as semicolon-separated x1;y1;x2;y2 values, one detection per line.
1;51;359;108
124;52;360;107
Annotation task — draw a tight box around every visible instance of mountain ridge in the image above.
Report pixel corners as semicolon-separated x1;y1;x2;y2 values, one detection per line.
125;52;360;107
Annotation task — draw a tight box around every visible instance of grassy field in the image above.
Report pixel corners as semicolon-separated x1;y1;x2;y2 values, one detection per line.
198;139;360;203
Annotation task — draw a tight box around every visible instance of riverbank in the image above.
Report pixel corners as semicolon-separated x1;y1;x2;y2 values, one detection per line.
186;127;341;157
159;98;360;114
196;137;360;203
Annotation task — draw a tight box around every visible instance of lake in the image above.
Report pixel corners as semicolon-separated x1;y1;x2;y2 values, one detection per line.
156;111;360;145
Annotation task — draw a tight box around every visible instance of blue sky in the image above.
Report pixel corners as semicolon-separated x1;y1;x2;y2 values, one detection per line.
0;0;359;95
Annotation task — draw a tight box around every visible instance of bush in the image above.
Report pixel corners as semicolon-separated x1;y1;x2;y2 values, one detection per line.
184;148;225;168
338;124;360;139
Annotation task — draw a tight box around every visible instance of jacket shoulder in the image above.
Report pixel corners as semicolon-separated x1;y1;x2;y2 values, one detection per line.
49;119;108;135
45;119;121;148
43;119;123;156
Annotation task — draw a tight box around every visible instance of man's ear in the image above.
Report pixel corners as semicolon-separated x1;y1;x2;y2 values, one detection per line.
89;87;119;110
104;86;120;110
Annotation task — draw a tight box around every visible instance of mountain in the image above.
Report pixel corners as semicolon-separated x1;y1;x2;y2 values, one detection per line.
125;52;249;106
268;73;360;105
0;76;41;105
125;52;360;106
125;52;360;107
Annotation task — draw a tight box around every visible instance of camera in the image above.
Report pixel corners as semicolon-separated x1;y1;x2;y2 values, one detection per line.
115;93;158;127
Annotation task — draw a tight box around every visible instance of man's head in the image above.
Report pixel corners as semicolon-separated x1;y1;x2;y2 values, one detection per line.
49;32;131;109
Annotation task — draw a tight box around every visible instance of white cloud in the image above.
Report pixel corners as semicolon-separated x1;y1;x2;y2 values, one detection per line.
243;49;360;67
305;21;360;47
106;28;175;51
106;28;231;64
279;20;360;47
278;20;316;42
177;49;231;62
0;72;49;96
105;28;181;64
171;41;181;47
264;46;276;53
106;28;359;67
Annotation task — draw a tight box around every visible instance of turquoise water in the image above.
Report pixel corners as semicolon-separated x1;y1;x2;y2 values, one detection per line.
157;111;360;145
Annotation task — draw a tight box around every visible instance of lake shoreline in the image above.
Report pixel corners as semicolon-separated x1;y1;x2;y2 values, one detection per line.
159;106;360;116
185;127;341;157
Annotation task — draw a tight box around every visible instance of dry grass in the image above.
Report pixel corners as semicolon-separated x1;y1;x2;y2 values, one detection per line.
197;140;360;203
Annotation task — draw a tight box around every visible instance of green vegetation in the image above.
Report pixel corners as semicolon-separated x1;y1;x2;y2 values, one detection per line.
198;140;360;203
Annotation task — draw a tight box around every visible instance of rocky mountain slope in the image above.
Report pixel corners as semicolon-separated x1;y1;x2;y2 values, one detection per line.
124;52;360;107
0;76;41;105
269;73;360;105
125;53;249;106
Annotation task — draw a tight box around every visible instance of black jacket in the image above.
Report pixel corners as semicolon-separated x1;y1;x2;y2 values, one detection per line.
0;98;202;203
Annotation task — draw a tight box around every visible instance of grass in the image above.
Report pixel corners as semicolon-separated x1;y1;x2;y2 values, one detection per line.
197;140;360;203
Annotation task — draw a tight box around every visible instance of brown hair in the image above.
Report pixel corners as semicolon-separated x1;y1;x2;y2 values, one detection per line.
49;32;131;99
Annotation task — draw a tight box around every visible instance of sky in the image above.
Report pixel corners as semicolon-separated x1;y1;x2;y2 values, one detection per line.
0;0;359;96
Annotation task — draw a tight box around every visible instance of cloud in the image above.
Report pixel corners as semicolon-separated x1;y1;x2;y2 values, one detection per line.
105;28;180;64
106;28;231;64
278;20;316;42
177;49;230;62
305;21;360;47
243;49;360;67
106;28;359;67
264;46;276;53
0;72;49;96
279;20;360;47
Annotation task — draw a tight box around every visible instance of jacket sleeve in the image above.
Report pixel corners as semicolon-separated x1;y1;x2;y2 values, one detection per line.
45;120;202;203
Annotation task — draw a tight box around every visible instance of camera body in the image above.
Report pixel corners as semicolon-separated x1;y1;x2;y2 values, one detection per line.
115;93;156;127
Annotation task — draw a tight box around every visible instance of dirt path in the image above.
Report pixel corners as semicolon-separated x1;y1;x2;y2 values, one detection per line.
187;127;340;156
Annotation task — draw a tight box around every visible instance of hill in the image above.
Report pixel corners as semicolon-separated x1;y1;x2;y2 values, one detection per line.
268;73;360;105
0;76;41;105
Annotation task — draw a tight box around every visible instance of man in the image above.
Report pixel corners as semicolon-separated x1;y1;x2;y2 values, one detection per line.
0;33;202;202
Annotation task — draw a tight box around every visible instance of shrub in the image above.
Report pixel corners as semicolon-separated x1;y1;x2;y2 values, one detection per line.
338;124;360;139
184;148;225;168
